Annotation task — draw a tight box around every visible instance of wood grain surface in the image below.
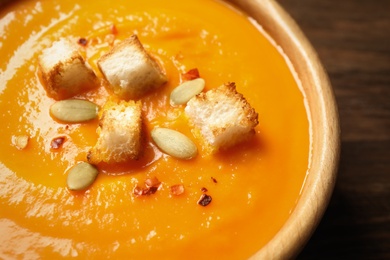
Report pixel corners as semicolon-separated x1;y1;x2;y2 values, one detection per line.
276;0;390;259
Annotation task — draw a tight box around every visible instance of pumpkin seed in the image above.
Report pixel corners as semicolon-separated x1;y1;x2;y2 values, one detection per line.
170;78;205;105
67;162;98;191
50;99;98;123
151;127;197;159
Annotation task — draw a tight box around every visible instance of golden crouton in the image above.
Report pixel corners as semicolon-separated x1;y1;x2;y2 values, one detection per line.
88;100;143;164
185;82;258;151
97;35;167;100
38;38;97;100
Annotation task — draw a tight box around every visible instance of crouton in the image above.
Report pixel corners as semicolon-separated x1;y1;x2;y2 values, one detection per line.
38;38;97;100
97;35;167;100
185;82;258;151
87;100;143;164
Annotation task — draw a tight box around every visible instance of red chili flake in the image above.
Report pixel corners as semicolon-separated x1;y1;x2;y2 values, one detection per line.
145;177;161;188
133;186;158;196
110;24;118;35
133;186;145;196
198;194;212;207
133;177;161;197
182;68;200;81
78;37;88;46
170;184;185;196
144;186;158;195
201;187;208;193
211;177;218;183
50;136;66;150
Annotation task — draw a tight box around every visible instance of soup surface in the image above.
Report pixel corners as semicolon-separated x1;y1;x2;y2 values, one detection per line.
0;0;310;258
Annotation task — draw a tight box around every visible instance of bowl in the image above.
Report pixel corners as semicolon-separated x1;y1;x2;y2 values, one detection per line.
0;0;340;258
226;0;340;258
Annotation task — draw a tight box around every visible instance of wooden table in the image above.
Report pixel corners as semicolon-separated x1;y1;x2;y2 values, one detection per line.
276;0;390;258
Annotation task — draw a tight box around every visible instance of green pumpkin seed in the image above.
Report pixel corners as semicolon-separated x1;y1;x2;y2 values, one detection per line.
170;78;205;105
151;127;198;159
50;99;98;123
67;162;98;191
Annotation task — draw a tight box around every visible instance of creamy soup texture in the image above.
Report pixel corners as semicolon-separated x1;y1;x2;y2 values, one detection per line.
0;0;310;258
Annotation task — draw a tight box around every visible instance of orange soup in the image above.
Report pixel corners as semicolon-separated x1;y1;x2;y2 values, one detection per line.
0;0;310;258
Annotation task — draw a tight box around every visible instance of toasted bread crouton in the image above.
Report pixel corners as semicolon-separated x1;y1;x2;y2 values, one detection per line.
88;100;142;164
185;82;258;151
97;35;167;100
38;38;97;100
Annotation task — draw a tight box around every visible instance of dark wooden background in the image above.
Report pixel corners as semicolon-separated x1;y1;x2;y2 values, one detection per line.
276;0;390;259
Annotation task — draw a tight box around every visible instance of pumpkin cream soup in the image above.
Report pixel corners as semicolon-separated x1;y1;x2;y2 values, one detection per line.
0;0;310;258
